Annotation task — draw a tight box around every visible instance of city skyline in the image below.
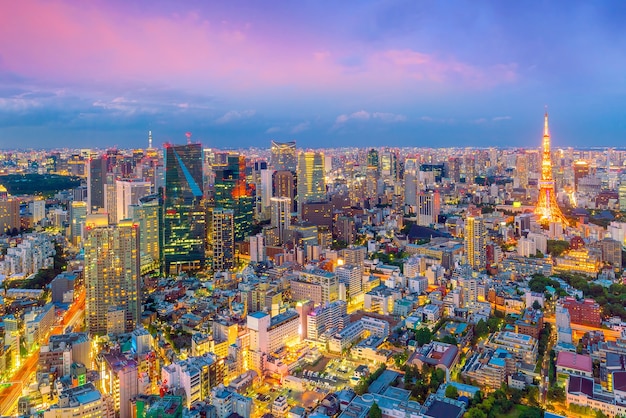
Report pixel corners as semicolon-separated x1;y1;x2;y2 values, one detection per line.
1;1;626;149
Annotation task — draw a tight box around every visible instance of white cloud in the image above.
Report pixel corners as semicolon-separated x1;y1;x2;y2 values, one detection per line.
0;97;41;111
420;116;455;124
215;109;256;124
291;121;311;133
373;112;407;122
492;116;511;122
266;126;281;133
335;110;405;125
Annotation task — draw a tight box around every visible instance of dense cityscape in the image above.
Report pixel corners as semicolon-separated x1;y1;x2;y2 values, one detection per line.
3;1;626;418
0;111;625;418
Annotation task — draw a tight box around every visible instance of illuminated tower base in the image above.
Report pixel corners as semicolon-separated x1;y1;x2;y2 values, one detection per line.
536;179;568;226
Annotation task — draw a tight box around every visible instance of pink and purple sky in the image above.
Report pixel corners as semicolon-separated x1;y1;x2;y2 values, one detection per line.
1;0;625;149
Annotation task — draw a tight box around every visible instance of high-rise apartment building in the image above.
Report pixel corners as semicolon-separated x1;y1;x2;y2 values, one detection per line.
84;217;140;335
29;199;46;224
270;141;297;172
516;153;529;189
0;198;20;233
208;208;234;272
336;264;362;300
417;190;440;226
296;151;326;217
163;143;205;275
465;216;487;271
249;233;265;263
129;194;162;270
270;197;291;244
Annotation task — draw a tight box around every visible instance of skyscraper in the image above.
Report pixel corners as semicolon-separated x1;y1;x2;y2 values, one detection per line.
129;194;162;271
115;179;152;222
272;170;297;212
516;153;529;189
366;149;379;171
69;201;87;246
296;151;326;217
84;218;140;335
270;196;291;245
208;208;234;272
87;155;107;214
270;141;297;171
163;143;205;275
465;216;487;271
417;190;440;226
379;150;397;178
535;111;568;226
213;153;254;241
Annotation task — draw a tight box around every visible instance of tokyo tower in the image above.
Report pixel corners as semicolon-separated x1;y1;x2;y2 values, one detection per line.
535;111;568;226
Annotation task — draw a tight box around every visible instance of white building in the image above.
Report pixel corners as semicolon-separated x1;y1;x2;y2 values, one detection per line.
43;383;110;417
29;199;46;224
0;233;55;277
336;264;362;300
211;385;253;418
24;303;55;346
115;179;151;223
249;233;266;263
517;237;537;257
306;300;347;341
161;354;222;408
328;316;389;353
247;310;300;373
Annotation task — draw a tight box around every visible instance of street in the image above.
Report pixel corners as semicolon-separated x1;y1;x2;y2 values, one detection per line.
0;288;85;416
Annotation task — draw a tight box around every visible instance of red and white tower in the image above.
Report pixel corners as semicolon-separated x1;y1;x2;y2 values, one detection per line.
535;111;568;226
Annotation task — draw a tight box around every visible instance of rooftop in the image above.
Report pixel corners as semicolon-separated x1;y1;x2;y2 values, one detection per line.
567;376;594;397
614;371;626;393
556;351;592;373
423;398;464;418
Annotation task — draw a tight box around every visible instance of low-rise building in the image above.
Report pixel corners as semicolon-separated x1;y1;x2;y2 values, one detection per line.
567;375;626;418
210;385;253;418
556;352;593;384
43;383;111;417
514;308;544;340
461;348;515;391
410;342;459;378
161;354;224;408
485;331;538;364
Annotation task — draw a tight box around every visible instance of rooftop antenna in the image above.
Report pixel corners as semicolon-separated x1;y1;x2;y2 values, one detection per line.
148;130;153;149
186;132;192;144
